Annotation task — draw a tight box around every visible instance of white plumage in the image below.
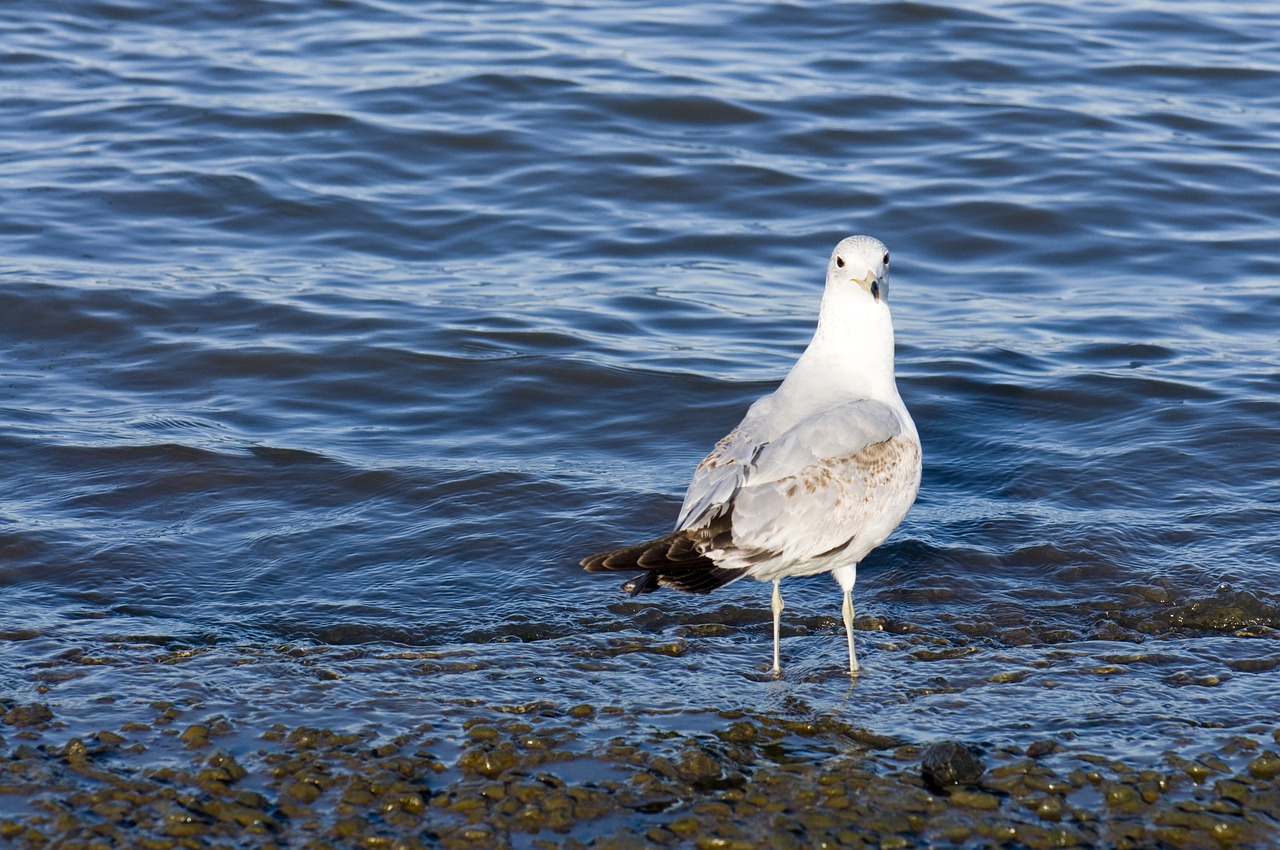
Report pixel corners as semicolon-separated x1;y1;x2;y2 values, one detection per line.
582;236;921;675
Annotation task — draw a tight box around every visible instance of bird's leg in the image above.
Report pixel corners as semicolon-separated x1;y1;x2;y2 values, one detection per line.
842;588;859;675
771;579;784;676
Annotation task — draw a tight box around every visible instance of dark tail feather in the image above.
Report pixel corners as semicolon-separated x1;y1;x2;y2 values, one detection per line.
580;529;743;595
621;571;660;595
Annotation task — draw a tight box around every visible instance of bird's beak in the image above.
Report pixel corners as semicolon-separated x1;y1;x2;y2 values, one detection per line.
854;270;883;302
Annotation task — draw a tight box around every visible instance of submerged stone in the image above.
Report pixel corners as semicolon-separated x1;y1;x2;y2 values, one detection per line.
921;741;985;789
3;704;53;728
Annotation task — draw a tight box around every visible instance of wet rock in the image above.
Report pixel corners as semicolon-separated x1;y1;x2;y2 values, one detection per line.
1247;751;1280;780
848;728;901;750
1025;739;1058;759
1214;778;1253;805
466;724;499;743
988;669;1031;683
1135;778;1164;804
200;751;248;785
949;789;1000;810
910;646;979;661
580;834;645;850
1024;772;1072;795
1102;781;1142;811
1226;657;1280;672
718;721;759;744
675;747;722;785
285;780;323;804
456;744;518;779
921;741;985;789
60;737;89;761
644;826;677;844
179;723;210;748
667;816;702;839
1033;794;1065;821
94;730;126;749
3;704;53;727
6;707;1280;850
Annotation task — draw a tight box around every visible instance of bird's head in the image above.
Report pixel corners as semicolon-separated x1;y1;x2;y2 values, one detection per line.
826;235;890;303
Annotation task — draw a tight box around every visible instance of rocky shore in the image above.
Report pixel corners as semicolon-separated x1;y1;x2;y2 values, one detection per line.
4;697;1278;849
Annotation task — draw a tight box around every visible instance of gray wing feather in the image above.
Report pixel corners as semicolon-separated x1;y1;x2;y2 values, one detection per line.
676;399;918;566
748;401;903;485
675;424;759;530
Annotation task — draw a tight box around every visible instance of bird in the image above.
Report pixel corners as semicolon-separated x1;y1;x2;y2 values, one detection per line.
580;235;921;676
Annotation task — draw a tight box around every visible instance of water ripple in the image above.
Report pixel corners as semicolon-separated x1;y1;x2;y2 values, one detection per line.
1;0;1279;795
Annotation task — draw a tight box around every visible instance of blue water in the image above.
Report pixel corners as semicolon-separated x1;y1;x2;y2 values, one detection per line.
3;0;1280;795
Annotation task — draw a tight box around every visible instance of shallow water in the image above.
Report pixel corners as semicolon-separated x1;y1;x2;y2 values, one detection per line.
2;0;1280;843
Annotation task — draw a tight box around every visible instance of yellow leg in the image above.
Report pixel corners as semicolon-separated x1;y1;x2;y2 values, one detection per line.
771;579;784;676
842;589;859;675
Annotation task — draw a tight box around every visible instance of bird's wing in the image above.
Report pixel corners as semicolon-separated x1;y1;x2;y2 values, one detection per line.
675;392;783;530
713;399;920;564
748;399;905;485
674;419;762;530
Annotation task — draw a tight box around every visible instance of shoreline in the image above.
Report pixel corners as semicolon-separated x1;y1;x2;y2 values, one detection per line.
5;698;1278;848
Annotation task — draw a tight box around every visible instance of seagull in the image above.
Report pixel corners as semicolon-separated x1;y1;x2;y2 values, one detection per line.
580;236;921;676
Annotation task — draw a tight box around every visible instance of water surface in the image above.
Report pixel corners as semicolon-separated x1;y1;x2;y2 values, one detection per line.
2;0;1280;843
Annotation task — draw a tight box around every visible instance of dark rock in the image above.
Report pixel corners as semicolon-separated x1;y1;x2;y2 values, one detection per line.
1026;739;1059;759
921;741;985;789
3;703;53;728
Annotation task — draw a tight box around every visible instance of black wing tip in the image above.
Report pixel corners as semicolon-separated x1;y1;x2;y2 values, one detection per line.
618;567;738;595
621;571;660;595
653;566;742;594
579;530;745;596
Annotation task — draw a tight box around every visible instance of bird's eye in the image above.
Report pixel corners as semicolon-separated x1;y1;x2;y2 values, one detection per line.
883;252;890;266
835;256;845;268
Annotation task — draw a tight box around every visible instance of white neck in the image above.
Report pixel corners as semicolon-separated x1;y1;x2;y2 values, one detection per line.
778;285;900;407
